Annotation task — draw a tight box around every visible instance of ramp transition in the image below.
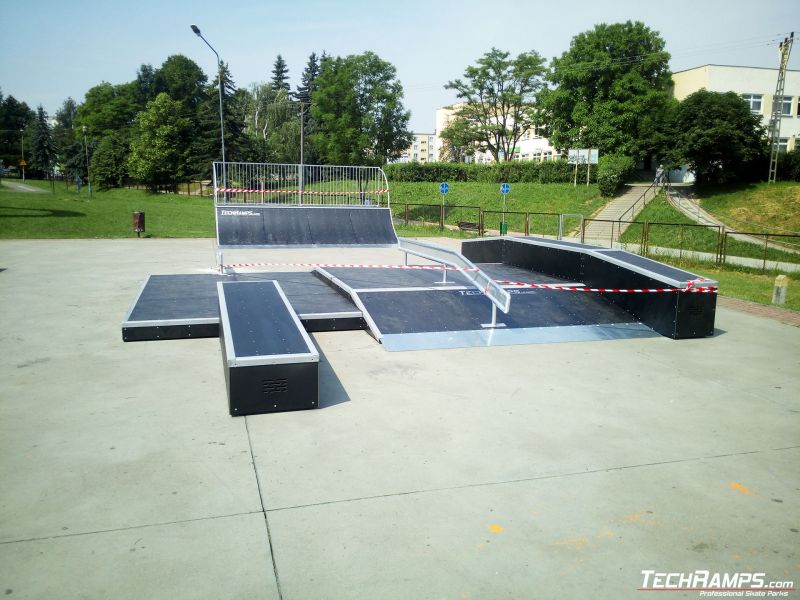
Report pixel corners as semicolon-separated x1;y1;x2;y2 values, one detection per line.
216;205;398;248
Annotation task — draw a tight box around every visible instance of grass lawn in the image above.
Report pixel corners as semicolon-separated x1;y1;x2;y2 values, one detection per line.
0;180;602;240
619;193;800;265
697;181;800;233
659;257;800;312
0;179;215;238
390;182;603;236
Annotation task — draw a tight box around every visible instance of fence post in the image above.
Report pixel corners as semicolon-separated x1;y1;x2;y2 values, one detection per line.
679;225;684;260
580;218;586;244
642;222;650;256
525;213;530;236
404;204;409;226
762;234;769;272
479;209;485;236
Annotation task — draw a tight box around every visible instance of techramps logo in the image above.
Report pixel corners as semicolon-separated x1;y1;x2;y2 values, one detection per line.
638;570;796;597
220;209;259;217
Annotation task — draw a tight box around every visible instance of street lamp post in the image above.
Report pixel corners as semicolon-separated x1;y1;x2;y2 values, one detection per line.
82;125;92;198
191;24;226;198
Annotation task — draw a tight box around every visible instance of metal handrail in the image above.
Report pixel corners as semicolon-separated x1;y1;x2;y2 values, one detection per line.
617;181;663;223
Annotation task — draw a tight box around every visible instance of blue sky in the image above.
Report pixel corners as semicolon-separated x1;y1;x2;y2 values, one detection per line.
1;0;798;131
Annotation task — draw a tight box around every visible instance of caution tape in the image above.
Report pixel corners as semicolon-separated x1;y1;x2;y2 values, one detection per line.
496;279;717;293
223;261;476;272
221;261;717;293
216;188;389;195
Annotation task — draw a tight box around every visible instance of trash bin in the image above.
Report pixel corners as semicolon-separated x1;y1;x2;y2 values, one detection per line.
500;222;508;236
133;211;145;237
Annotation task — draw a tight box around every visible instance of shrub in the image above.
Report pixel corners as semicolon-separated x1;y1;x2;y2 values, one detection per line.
596;154;635;196
383;160;596;184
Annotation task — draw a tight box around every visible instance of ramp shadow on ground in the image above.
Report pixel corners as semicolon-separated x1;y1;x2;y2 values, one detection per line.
316;345;351;409
0;205;85;218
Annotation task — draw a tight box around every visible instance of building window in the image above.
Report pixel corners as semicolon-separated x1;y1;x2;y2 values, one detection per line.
778;96;793;116
741;94;762;114
778;138;789;153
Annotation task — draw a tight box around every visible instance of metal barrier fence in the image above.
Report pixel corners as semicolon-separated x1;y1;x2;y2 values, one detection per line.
213;162;390;207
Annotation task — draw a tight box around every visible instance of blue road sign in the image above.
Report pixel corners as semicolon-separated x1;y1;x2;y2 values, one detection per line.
500;183;510;194
440;182;449;194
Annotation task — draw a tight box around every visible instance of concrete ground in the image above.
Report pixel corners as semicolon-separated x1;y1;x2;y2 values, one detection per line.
0;238;798;600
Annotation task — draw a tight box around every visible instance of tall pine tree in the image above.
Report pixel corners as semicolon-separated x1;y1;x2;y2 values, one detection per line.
30;105;56;179
271;55;290;92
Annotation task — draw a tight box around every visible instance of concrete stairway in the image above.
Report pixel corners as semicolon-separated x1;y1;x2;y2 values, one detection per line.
581;184;657;244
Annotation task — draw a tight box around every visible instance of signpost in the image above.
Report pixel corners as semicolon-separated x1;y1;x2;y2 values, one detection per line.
439;182;449;231
500;183;510;235
568;149;599;186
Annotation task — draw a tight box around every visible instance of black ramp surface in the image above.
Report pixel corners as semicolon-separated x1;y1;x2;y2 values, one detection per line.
593;250;703;283
221;282;310;357
216;205;398;246
127;272;359;323
358;288;636;335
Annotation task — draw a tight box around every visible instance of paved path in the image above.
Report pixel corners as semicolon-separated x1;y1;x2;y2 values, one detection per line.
718;295;800;327
581;184;658;242
1;180;46;193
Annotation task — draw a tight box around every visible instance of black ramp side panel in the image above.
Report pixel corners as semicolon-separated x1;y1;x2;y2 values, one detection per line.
222;282;313;357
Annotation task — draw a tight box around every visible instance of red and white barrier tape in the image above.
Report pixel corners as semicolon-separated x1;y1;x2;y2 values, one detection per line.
220;262;716;293
223;261;476;272
216;188;389;195
496;279;717;294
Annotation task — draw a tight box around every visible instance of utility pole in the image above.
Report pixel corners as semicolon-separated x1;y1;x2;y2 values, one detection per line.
767;32;794;183
82;125;93;198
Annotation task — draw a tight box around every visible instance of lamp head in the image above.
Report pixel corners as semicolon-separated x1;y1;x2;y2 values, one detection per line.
190;24;201;36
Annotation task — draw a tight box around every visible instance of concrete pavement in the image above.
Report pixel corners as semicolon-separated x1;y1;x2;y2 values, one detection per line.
0;239;798;599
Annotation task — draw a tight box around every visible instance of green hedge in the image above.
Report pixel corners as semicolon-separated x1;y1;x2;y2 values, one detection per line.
384;160;597;184
596;154;636;197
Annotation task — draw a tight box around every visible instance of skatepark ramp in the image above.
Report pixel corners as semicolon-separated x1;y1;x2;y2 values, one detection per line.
214;162;397;251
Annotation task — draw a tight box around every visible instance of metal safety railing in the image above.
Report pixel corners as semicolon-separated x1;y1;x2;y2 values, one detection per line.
397;238;511;327
213;162;390;207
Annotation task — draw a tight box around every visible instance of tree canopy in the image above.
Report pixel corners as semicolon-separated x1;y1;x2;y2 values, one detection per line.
542;21;672;159
311;51;412;165
668;90;767;184
444;47;547;161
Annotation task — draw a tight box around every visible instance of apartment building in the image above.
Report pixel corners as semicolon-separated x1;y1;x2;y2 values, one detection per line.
671;64;800;152
433;104;560;163
393;133;437;163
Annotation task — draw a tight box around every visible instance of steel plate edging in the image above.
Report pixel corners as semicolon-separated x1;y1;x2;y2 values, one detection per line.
121;275;152;326
313;268;384;342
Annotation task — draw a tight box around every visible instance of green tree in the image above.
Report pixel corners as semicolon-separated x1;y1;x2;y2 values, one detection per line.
437;115;477;162
53;97;78;174
191;63;243;177
542;21;672;160
133;64;158;108
271;55;290;92
0;93;34;169
75;81;138;137
154;55;207;111
128;93;191;185
91;133;130;188
295;52;322;164
29;105;56;179
445;47;547;161
669;90;767;184
311;51;412;165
